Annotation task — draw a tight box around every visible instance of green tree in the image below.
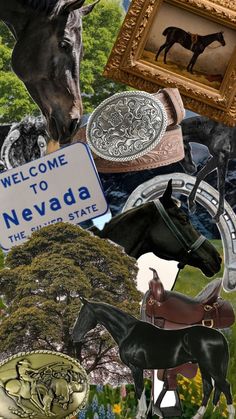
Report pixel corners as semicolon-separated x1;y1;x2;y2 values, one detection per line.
0;23;38;122
80;0;128;113
0;0;127;122
0;223;141;381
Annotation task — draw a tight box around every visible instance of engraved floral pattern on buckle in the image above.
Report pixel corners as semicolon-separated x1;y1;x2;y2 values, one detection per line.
86;91;168;162
0;350;89;419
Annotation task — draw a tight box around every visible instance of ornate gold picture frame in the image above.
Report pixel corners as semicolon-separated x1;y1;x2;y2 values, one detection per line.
104;0;236;125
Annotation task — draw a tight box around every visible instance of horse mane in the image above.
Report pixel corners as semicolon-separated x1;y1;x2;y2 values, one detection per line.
99;198;184;237
19;0;59;13
100;202;155;237
89;300;138;323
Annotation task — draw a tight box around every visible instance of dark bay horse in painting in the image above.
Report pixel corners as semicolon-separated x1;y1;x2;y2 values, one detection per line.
180;116;236;222
155;27;225;72
90;180;221;277
0;0;98;144
73;299;235;419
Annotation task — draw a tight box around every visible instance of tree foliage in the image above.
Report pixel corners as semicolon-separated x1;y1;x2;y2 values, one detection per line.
0;0;127;122
80;0;128;113
0;223;141;381
0;23;38;122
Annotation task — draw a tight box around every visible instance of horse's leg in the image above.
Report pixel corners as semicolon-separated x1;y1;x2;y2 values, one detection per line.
192;371;213;419
187;52;199;73
43;389;55;417
212;377;234;419
155;43;168;61
130;366;147;419
8;394;33;415
188;156;218;213
214;156;229;222
163;42;175;64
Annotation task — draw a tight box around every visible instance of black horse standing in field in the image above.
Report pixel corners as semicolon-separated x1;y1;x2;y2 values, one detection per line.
155;27;225;72
0;0;98;145
73;298;235;419
180;117;236;222
91;180;222;277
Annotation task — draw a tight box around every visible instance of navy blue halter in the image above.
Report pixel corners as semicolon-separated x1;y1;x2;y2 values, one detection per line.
154;199;206;289
154;199;206;257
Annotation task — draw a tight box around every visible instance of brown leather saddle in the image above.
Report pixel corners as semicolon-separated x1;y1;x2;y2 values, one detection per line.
145;270;234;330
142;268;235;417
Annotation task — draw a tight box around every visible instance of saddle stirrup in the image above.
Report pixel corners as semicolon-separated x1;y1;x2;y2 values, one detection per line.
152;379;182;417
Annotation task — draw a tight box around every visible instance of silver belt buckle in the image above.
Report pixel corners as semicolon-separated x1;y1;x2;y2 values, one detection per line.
86;91;168;162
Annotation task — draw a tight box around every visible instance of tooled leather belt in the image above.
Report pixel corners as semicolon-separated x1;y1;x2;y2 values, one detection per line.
74;88;185;173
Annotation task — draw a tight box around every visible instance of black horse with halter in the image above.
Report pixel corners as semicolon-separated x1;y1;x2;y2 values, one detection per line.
154;199;206;289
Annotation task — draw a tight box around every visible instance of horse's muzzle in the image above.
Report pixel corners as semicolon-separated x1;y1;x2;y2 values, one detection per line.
203;254;222;277
49;115;80;144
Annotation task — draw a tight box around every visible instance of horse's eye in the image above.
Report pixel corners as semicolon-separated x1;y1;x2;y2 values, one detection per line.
58;41;71;51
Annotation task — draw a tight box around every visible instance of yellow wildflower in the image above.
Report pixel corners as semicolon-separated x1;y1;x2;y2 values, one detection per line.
112;404;122;414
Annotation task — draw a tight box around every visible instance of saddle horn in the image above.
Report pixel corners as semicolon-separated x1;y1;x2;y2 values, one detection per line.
149;267;160;281
148;268;165;302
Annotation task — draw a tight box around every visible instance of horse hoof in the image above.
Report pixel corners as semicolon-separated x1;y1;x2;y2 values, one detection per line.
45;411;55;417
136;412;146;419
227;404;235;419
192;406;206;419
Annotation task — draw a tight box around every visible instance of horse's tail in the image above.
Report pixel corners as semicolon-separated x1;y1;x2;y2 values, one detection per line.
212;334;229;406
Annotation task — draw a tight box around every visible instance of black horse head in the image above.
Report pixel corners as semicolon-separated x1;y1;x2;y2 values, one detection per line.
1;0;99;144
94;180;221;277
217;31;226;46
152;180;222;276
73;297;97;343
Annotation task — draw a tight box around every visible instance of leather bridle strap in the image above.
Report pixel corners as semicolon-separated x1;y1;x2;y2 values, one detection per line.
154;199;206;255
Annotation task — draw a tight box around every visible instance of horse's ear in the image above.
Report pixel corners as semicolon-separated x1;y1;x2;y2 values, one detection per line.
59;0;85;14
55;0;99;16
79;295;88;304
80;0;100;16
161;179;172;203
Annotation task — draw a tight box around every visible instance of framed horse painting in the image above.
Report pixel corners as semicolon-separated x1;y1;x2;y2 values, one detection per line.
104;0;236;126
